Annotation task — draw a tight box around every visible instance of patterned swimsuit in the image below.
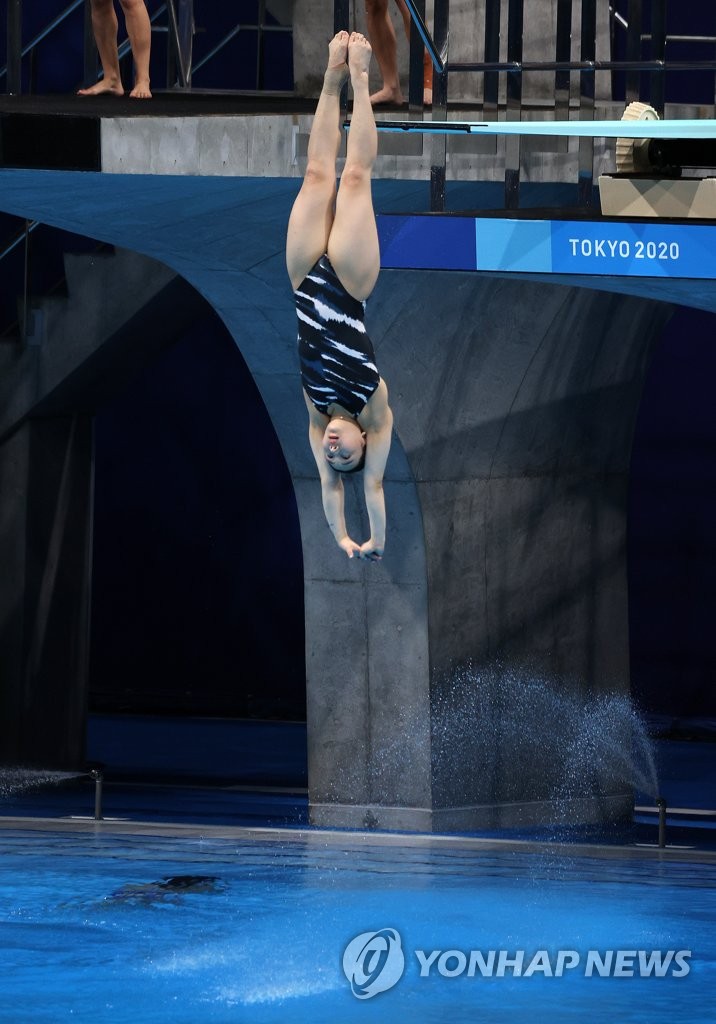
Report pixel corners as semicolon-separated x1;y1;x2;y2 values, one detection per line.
295;255;380;417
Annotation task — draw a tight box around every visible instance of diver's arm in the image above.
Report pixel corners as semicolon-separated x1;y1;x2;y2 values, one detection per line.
360;477;386;560
305;397;361;558
360;398;393;561
320;472;361;558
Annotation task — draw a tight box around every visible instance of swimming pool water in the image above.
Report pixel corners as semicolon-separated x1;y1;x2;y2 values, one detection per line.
0;826;714;1024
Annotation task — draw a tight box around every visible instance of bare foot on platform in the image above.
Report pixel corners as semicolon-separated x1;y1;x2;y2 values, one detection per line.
324;30;350;92
370;84;403;106
77;78;124;97
129;79;152;99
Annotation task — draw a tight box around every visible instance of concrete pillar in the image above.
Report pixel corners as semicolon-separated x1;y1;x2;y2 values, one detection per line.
306;272;672;831
299;444;433;830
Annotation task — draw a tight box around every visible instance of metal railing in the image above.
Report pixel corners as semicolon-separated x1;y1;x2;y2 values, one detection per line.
0;219;39;344
4;0;292;95
341;0;716;211
4;0;190;94
2;0;85;92
187;1;294;93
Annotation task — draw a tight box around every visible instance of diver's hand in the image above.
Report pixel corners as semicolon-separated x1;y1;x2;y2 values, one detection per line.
338;536;362;559
358;539;384;561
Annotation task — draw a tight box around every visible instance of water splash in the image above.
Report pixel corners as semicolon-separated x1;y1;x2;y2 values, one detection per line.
430;663;658;825
318;663;657;832
0;767;86;799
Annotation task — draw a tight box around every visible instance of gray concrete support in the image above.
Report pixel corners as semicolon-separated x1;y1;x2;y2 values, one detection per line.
309;271;673;830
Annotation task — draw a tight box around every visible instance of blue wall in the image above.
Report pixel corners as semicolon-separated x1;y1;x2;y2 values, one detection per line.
90;305;306;720
629;304;716;717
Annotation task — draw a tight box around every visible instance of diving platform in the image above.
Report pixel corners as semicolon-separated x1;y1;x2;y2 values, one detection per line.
3;92;716;309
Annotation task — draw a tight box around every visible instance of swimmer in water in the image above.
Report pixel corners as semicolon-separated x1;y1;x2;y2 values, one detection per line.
106;875;224;904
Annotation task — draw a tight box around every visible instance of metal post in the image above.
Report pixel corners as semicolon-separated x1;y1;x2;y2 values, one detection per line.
649;0;667;115
657;796;666;848
402;0;444;72
178;0;194;88
90;769;104;821
20;219;31;344
7;0;22;95
29;42;38;94
83;0;98;89
430;0;449;211
504;0;524;210
255;0;265;90
166;31;177;89
483;0;501;121
577;0;597;207
481;0;501;200
625;0;643;103
407;0;426;111
554;0;573;121
166;0;185;88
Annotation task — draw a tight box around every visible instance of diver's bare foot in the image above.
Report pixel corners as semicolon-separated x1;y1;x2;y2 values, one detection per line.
370;85;404;106
129;80;152;99
348;31;372;80
324;31;350;91
77;78;124;97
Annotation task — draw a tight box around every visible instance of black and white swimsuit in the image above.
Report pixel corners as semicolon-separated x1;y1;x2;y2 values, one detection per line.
295;255;380;418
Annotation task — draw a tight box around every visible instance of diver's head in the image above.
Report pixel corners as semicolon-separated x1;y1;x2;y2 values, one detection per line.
323;417;366;473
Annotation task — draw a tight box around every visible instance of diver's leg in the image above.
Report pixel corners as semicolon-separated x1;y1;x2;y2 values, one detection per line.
286;31;349;290
327;33;379;301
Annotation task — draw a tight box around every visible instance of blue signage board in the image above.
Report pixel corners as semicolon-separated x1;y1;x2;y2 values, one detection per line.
377;214;477;271
378;214;716;280
550;221;715;278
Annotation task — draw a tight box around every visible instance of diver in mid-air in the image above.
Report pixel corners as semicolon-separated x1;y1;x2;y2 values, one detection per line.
287;31;394;562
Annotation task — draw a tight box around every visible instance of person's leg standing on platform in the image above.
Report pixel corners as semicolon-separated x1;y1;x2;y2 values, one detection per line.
78;0;152;99
364;0;432;106
364;0;403;105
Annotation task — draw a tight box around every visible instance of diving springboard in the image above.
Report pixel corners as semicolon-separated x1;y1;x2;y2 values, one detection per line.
368;118;716;139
